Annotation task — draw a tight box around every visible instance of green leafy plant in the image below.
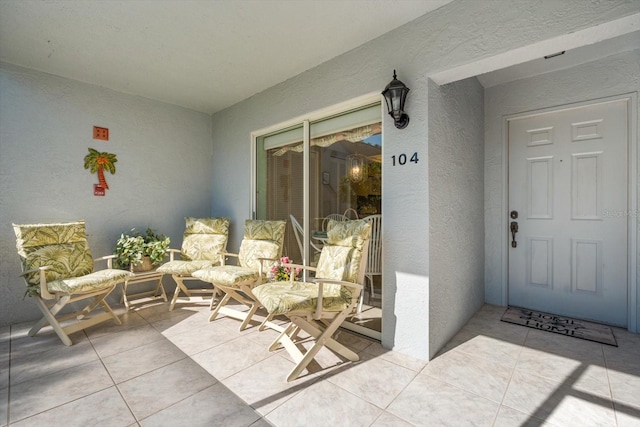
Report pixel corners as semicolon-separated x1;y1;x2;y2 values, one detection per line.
114;228;170;270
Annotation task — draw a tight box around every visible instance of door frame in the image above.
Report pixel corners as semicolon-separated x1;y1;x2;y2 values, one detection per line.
501;93;638;332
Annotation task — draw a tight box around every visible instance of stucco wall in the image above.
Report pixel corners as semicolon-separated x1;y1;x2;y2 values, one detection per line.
0;63;213;325
428;77;485;358
484;49;640;331
210;0;637;359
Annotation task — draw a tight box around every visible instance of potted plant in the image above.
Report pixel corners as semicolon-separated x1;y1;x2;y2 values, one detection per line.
114;228;170;272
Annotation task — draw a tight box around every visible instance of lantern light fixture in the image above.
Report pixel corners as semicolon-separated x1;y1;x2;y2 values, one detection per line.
347;153;365;183
382;69;410;129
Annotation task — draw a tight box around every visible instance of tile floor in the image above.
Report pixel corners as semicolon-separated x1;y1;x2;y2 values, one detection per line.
1;301;639;426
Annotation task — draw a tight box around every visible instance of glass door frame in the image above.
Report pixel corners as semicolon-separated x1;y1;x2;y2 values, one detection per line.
250;92;382;268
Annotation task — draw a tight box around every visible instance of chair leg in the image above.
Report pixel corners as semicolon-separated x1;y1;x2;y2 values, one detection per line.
284;311;359;382
209;292;232;322
170;276;191;311
31;296;73;345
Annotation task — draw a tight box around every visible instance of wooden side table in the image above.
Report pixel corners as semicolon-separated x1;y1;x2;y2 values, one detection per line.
121;269;167;310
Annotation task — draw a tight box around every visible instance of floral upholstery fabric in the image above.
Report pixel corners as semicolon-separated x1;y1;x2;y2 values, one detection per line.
13;220;133;296
48;268;134;294
253;219;371;315
156;260;218;275
180;217;229;261
192;219;286;289
237;220;286;271
253;280;349;315
192;265;262;286
157;217;229;276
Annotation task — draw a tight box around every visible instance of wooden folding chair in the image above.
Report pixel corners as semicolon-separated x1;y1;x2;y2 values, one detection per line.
157;217;229;310
253;219;370;381
192;219;286;331
13;220;134;346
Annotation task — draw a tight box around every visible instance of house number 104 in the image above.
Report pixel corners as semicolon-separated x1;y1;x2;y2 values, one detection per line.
391;152;419;166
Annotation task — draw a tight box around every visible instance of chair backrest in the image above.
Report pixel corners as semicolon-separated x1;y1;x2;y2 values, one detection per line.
343;207;359;220
322;213;346;231
315;219;371;300
13;221;94;293
238;219;287;270
181;217;230;261
363;214;382;275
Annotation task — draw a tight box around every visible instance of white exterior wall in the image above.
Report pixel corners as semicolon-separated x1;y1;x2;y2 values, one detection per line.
484;49;640;331
211;0;638;359
0;63;213;324
428;77;485;357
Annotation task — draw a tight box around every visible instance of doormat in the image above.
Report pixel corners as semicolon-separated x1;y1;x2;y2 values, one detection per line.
501;307;617;346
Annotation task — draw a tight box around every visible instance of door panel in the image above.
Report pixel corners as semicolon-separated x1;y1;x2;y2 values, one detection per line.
508;99;628;326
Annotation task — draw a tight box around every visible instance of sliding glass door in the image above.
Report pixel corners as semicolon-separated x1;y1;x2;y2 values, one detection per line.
255;102;382;338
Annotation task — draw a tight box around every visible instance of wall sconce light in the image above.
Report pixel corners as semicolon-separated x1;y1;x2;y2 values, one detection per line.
347;153;365;183
382;69;410;129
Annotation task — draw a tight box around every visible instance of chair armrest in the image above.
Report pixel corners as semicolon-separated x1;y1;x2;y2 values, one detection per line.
20;266;54;299
94;254;117;269
257;257;278;276
166;248;181;262
307;278;363;319
280;262;316;281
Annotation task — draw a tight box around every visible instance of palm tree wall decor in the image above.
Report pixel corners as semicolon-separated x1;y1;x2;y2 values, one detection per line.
84;148;117;190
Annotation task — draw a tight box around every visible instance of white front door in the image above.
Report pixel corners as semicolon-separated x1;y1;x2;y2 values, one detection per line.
508;99;628;326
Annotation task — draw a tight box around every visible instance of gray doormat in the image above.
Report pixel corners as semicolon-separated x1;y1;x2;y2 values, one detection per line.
501;307;617;346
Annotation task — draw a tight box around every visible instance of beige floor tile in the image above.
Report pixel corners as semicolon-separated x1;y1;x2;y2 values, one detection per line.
10;339;100;386
463;314;529;344
0;361;7;391
503;370;617;427
9;360;114;423
614;401;640;427
437;327;523;363
223;355;319;415
524;328;605;363
149;309;210;337
422;348;513;403
334;329;375;352
493;405;556;427
164;319;241;356
370;411;414;427
604;344;640;376
608;369;640;409
326;352;417;408
133;301;195;323
243;325;287;349
90;323;165;359
84;308;149;339
0;336;9;365
516;347;611;398
387;374;500;426
140;383;261;427
118;358;217;420
0;326;9;343
10;386;135;427
0;386;7;427
10;321;88;354
361;342;428;372
102;339;186;384
265;379;381;427
192;335;273;380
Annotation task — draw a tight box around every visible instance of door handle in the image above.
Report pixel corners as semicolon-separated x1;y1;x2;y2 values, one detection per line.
510;221;519;248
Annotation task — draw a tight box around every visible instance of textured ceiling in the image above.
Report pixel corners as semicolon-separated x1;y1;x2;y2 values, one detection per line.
0;0;453;114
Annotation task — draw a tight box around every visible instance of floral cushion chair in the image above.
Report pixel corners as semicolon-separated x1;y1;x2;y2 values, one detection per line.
13;220;134;346
157;217;230;310
253;219;371;381
192;219;286;331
